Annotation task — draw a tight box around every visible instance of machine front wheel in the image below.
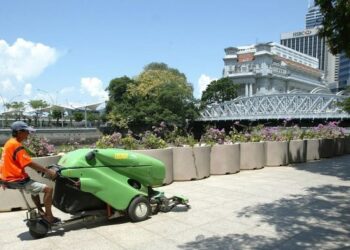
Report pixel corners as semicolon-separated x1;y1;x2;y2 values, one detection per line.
128;196;151;222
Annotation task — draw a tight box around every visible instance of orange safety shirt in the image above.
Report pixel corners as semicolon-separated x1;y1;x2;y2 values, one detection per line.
0;138;32;182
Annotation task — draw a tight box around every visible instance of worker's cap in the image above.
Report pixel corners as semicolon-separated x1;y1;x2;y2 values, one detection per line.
10;121;36;133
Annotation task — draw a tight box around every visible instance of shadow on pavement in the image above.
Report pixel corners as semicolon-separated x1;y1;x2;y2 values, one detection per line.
179;234;277;250
17;206;189;241
179;185;350;249
293;155;350;181
179;156;350;250
17;216;131;240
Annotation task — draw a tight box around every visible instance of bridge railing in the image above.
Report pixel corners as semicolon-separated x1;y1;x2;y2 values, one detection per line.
199;93;350;121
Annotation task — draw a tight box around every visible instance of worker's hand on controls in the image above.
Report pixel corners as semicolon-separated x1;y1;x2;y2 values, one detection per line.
46;169;57;180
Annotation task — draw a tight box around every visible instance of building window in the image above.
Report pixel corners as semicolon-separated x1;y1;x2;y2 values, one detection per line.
296;38;300;51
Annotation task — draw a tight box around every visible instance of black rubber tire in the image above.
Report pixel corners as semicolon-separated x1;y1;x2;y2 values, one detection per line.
29;228;48;239
27;220;49;239
127;196;151;222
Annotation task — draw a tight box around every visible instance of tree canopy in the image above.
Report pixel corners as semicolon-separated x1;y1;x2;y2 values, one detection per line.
28;99;49;126
316;0;350;56
200;77;239;108
105;63;198;132
28;100;49;110
73;112;84;122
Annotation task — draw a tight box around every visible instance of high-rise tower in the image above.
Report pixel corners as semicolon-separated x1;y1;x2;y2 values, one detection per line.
280;2;340;88
305;4;323;28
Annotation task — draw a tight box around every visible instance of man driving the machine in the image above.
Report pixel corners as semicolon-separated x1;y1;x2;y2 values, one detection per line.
0;121;60;224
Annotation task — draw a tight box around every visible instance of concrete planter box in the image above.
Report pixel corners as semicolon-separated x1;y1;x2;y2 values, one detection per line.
173;146;211;181
265;141;289;166
334;138;345;156
135;148;173;185
306;139;320;161
345;137;350;154
0;155;61;212
240;142;265;170
210;144;240;175
288;140;306;163
320;138;335;158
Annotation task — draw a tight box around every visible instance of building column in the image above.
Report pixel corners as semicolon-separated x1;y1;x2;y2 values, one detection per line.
245;84;249;97
249;83;253;96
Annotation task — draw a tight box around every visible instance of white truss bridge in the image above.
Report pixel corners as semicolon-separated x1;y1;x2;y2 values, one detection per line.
199;93;350;121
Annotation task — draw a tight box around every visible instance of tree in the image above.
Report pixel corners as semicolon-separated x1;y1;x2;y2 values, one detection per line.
73;112;84;122
5;101;25;120
315;0;350;56
200;77;239;108
105;63;198;132
129;62;188;97
28;99;49;126
87;112;99;123
105;76;136;113
51;108;63;125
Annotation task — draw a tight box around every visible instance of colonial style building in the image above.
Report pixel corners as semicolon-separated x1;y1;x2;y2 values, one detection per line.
223;42;324;97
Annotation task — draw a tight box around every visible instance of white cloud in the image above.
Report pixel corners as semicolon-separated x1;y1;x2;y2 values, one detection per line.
198;74;217;97
59;86;75;95
80;77;108;101
0;79;15;92
23;83;32;96
0;38;58;81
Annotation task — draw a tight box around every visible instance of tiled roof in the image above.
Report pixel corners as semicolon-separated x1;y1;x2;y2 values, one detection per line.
274;55;321;76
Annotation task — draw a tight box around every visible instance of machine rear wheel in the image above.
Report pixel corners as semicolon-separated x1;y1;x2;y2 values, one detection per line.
27;219;49;239
29;228;48;239
128;196;151;222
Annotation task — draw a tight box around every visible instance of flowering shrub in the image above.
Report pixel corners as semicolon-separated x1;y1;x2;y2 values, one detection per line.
229;123;246;143
313;121;345;139
290;126;305;140
172;135;197;147
121;134;139;150
229;131;247;143
229;122;264;143
259;127;278;141
95;132;122;148
248;125;264;142
141;131;167;149
202;127;227;145
303;127;318;139
152;121;168;138
24;135;55;157
56;139;81;153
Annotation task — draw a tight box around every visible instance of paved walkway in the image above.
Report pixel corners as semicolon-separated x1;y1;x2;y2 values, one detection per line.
0;155;349;250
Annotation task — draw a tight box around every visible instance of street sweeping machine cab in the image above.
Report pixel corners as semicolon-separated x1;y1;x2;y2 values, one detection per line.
0;148;189;238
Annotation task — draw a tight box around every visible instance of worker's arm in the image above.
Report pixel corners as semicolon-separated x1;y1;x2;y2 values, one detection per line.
28;161;57;180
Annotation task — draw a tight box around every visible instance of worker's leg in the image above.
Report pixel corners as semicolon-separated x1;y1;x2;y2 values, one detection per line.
31;194;45;215
42;186;54;221
25;180;59;223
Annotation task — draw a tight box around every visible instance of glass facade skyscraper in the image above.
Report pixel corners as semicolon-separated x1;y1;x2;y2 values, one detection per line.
280;28;326;71
305;5;323;28
339;53;350;88
280;2;341;87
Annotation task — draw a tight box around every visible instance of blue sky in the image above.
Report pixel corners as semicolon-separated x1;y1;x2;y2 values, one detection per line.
0;0;311;109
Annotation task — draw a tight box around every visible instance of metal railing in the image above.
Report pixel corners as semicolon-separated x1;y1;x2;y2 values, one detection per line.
199;93;350;121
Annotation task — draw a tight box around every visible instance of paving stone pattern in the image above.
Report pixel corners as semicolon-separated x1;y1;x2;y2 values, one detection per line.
0;155;349;249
